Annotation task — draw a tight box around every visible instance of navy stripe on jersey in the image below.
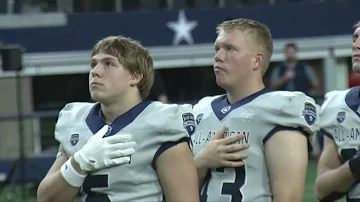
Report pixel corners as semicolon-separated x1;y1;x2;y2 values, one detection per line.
263;125;312;152
211;88;271;121
151;137;190;170
345;87;360;119
85;101;152;136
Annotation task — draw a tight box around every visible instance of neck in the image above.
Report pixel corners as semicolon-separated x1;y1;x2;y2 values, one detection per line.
100;95;142;124
226;78;265;104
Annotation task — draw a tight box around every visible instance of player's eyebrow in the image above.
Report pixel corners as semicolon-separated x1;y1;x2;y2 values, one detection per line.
214;42;236;49
91;56;118;63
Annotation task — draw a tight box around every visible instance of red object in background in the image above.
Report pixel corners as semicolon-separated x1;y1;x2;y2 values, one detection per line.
349;72;360;87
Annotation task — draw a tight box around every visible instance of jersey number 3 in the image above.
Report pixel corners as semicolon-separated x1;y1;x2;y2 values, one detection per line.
201;166;246;202
82;174;110;202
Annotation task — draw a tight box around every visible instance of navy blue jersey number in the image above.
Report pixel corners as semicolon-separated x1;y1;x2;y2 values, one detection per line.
200;166;245;202
82;174;110;202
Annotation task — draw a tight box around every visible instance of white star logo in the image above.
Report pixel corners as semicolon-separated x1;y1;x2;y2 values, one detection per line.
166;10;198;46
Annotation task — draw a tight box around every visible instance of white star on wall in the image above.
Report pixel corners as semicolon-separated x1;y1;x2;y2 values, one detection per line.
166;10;198;46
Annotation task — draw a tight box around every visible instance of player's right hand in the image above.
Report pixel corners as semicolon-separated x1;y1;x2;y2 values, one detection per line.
73;125;136;172
196;126;249;169
284;70;295;80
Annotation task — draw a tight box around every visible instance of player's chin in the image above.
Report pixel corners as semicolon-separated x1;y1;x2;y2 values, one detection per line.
90;91;105;103
353;62;360;73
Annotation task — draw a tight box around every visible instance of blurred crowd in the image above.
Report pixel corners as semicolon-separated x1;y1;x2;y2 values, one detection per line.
1;0;325;14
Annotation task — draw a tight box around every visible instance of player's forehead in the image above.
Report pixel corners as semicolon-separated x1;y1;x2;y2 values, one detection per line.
91;52;118;62
214;30;245;46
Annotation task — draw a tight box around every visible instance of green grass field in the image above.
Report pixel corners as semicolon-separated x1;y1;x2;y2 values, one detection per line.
0;159;344;202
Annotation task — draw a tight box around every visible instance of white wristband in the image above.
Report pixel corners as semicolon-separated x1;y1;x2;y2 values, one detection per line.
60;157;87;187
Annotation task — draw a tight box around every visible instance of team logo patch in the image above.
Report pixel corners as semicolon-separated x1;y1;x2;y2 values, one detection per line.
182;112;196;136
336;111;346;123
70;133;79;146
221;106;231;114
196;113;203;124
302;102;317;126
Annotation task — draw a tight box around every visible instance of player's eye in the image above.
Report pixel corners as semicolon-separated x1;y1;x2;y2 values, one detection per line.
226;46;234;51
353;35;358;43
105;61;114;67
90;63;96;69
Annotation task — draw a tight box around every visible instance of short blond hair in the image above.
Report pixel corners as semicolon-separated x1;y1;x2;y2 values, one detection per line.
216;18;273;75
91;36;154;99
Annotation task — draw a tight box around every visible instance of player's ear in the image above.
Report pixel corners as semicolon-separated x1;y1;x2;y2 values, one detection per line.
129;73;143;86
253;53;264;71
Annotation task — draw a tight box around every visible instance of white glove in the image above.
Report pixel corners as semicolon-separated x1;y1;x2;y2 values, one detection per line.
73;125;136;172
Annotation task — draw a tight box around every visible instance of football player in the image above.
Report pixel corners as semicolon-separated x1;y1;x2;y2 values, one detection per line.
37;36;199;202
191;18;320;202
315;21;360;202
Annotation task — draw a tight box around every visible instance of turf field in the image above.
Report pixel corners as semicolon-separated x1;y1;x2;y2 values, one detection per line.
0;159;344;202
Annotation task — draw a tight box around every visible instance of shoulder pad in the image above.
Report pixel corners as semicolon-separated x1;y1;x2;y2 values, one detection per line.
55;102;95;140
193;95;221;112
269;91;320;135
320;90;349;131
153;103;195;142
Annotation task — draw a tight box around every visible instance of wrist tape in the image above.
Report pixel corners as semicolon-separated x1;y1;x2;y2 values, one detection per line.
60;157;87;187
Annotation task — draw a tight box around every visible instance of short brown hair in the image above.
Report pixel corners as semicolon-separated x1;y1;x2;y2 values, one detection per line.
216;18;273;74
284;43;297;51
91;36;154;99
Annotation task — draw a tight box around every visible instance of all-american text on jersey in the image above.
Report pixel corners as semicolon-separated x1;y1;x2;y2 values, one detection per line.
192;130;250;145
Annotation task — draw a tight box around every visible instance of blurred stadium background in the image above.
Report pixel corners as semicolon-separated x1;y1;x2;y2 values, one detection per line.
0;0;356;201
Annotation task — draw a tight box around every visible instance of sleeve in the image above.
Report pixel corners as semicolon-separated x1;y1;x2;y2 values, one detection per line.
54;103;75;142
54;102;88;144
319;91;338;140
263;92;320;144
152;104;196;168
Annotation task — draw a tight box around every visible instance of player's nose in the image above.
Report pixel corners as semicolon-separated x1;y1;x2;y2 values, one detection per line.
214;49;225;63
91;64;104;77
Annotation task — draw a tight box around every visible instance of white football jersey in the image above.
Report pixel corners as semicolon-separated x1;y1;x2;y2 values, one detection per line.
55;101;195;202
192;89;320;202
320;87;360;200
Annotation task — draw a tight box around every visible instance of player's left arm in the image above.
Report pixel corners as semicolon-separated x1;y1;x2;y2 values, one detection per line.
155;141;199;201
265;130;308;202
